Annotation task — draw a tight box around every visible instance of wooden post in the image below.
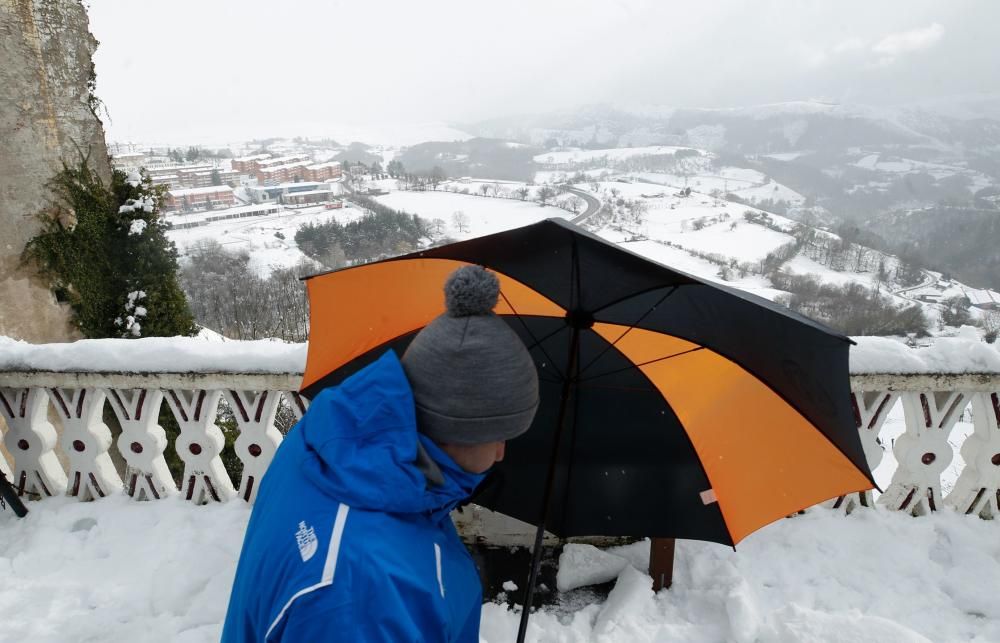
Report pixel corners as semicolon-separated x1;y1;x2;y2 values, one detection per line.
649;538;675;591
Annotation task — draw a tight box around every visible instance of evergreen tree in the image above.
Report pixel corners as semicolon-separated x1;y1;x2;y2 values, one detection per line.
386;160;405;177
23;157;196;338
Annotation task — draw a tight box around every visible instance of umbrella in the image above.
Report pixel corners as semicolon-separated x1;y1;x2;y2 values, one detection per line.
300;218;876;641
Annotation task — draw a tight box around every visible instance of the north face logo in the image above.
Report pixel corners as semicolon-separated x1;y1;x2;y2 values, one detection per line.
295;521;318;562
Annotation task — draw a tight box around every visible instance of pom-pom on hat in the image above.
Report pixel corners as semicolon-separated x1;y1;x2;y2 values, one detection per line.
400;265;540;445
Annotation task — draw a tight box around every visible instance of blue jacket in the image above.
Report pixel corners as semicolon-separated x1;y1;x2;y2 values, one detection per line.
222;351;486;642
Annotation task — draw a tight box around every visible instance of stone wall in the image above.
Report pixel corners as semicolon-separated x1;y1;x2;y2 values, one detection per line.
0;0;110;342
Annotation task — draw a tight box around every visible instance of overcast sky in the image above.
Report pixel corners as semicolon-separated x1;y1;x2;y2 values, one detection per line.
87;0;1000;145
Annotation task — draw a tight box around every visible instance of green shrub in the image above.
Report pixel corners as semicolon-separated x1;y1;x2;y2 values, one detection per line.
23;156;195;338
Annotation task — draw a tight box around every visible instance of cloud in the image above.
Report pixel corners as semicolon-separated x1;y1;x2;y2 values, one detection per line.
831;38;866;55
798;37;866;69
872;23;944;65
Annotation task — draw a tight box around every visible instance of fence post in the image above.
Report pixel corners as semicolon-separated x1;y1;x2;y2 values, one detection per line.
649;538;675;591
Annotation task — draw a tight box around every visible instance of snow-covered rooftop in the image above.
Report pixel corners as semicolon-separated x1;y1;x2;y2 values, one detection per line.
962;287;1000;307
258;161;311;174
281;189;337;198
167;186;235;197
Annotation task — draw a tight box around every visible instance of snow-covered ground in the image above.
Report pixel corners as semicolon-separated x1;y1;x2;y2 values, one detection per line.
534;168;614;184
628;170;804;205
5;467;1000;642
850;153;993;192
373;190;572;239
166;204;361;276
534;146;696;165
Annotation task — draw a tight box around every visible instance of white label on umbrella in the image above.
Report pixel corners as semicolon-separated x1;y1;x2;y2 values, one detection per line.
700;489;717;505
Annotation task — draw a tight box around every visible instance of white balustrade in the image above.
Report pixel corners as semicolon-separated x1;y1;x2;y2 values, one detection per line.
828;390;897;512
0;345;998;535
946;391;1000;517
105;387;173;500
224;389;281;503
0;387;66;497
166;388;235;504
46;386;122;500
879;390;966;515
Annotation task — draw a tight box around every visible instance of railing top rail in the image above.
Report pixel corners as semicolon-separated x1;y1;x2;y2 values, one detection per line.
1;370;998;390
0;370;302;390
2;333;998;386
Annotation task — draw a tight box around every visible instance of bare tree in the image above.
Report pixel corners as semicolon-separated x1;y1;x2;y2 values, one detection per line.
179;240;312;342
536;186;556;206
429;166;446;189
982;311;999;343
479;183;490;197
452;211;470;233
514;186;530;201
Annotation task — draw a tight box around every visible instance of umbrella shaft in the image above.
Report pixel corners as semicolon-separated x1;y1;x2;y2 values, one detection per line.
0;472;28;518
517;327;580;643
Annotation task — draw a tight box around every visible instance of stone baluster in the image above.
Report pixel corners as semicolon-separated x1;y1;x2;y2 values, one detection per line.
46;387;122;500
879;390;968;515
105;388;175;500
284;391;310;420
945;391;1000;518
165;389;235;504
224;389;282;503
829;390;897;512
0;387;67;498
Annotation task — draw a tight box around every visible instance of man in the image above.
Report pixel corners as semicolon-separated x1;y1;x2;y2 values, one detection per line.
222;265;539;642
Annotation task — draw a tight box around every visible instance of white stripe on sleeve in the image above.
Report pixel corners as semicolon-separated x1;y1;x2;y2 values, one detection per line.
434;542;445;598
265;503;351;640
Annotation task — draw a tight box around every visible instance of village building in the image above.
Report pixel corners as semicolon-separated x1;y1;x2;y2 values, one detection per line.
163;185;236;211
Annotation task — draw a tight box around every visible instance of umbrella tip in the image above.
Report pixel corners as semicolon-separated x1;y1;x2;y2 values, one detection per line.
445;265;500;317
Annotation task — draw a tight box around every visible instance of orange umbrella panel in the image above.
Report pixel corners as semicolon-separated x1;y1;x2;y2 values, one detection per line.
301;257;564;396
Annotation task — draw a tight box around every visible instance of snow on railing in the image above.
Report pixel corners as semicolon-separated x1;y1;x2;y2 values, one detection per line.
1;332;999;525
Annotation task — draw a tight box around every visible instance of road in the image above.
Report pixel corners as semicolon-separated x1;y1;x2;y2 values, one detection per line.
560;186;602;225
893;269;938;300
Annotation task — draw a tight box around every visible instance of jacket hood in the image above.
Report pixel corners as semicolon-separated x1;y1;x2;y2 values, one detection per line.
298;350;485;517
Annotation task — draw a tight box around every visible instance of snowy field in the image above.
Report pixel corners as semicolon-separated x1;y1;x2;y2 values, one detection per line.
628;170;804;206
534;146;696;165
583;180;798;265
534;168;614;184
600;232;785;301
373;190;572;239
851;154;992;192
166;204;363;275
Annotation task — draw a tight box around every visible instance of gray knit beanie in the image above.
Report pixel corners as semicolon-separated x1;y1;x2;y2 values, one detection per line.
400;265;540;445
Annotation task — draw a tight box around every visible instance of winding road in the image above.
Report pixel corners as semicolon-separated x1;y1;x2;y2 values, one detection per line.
560;185;603;225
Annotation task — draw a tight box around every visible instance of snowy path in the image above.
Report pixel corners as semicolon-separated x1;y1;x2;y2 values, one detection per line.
2;494;999;642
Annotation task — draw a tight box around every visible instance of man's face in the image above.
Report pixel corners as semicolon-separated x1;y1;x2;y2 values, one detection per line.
440;440;506;474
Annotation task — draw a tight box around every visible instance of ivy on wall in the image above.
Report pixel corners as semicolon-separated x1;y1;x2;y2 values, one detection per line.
23;155;196;339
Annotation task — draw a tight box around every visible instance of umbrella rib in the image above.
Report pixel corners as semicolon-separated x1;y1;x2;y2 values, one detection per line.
578;286;679;377
573;383;657;393
520;321;570;352
579;346;705;382
590;282;691;315
499;290;566;381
